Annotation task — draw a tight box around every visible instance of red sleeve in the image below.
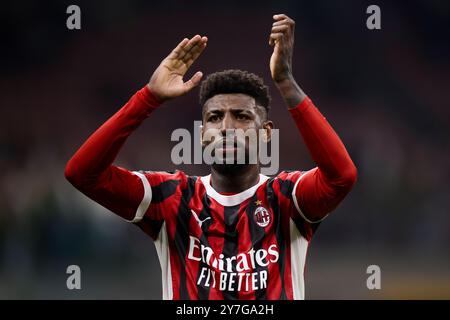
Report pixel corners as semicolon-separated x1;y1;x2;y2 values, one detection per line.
64;86;161;222
289;97;357;223
133;170;188;240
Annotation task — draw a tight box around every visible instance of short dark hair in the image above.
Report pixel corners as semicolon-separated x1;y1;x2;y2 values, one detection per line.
199;69;271;115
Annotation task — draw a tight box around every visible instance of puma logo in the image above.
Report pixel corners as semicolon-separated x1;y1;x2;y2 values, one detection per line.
191;210;211;228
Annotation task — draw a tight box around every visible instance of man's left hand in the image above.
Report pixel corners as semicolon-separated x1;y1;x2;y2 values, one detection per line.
269;14;295;83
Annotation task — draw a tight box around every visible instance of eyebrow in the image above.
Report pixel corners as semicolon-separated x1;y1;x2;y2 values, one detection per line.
205;106;256;115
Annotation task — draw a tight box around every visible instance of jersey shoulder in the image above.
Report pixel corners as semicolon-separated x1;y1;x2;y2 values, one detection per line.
136;169;193;185
265;170;303;196
273;170;303;182
136;169;198;201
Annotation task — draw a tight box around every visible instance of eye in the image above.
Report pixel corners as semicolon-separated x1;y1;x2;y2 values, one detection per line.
236;114;250;120
208;115;221;122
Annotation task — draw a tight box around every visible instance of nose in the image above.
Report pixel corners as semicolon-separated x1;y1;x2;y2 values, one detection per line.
220;113;234;136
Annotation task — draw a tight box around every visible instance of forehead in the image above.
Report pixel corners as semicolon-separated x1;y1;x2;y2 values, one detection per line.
203;93;257;112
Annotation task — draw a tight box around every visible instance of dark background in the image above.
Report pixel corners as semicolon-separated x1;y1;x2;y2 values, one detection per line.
1;0;449;299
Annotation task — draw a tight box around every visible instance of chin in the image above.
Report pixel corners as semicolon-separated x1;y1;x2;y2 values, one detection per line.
211;163;249;176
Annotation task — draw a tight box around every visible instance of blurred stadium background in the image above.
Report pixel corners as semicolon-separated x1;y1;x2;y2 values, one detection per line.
0;0;449;299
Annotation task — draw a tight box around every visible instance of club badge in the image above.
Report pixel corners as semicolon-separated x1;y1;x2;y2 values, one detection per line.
253;204;271;228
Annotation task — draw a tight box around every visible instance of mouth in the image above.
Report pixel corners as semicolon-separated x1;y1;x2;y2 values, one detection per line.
216;146;238;153
214;138;244;152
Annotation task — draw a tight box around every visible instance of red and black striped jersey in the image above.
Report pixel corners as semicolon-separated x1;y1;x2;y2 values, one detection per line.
65;86;357;300
131;169;320;300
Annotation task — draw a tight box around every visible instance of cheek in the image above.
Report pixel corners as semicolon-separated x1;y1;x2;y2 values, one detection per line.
243;120;262;132
201;126;222;145
239;120;259;130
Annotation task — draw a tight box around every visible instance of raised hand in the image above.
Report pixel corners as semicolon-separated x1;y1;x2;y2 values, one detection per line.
148;35;208;102
269;14;306;108
269;14;295;83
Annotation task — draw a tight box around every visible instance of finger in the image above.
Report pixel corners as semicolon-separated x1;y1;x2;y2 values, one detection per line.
273;14;294;23
270;33;284;42
176;39;207;71
272;19;289;27
273;15;295;27
178;35;202;60
273;20;295;29
271;25;289;33
182;37;207;62
270;26;290;45
184;41;207;69
175;35;206;69
167;38;189;60
183;71;203;92
269;33;284;46
273;14;288;21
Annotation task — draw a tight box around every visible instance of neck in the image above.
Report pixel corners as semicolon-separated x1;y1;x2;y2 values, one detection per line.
210;164;260;193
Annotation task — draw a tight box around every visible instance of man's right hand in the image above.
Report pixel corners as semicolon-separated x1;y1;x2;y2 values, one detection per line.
148;35;208;102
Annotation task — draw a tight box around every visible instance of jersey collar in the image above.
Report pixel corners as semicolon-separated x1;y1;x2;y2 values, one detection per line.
200;174;269;207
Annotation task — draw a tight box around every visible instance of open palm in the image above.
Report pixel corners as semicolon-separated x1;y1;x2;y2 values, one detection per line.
148;35;208;101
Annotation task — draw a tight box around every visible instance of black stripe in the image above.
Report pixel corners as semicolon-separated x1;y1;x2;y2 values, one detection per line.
293;216;322;240
278;177;295;199
268;179;287;300
151;180;180;203
173;176;197;300
221;204;240;300
196;193;213;300
245;194;267;300
138;216;164;240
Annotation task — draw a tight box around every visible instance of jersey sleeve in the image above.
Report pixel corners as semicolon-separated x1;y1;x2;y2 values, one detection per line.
132;170;188;240
275;166;356;241
280;96;357;239
274;170;319;241
64;85;171;239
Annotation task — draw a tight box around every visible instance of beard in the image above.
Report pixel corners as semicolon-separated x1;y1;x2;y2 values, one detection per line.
205;133;257;161
202;130;260;176
210;143;257;176
211;162;249;176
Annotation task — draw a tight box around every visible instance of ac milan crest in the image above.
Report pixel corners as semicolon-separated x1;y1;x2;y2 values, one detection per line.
253;206;271;228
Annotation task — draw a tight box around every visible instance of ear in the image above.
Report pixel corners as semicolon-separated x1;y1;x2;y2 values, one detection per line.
261;121;274;143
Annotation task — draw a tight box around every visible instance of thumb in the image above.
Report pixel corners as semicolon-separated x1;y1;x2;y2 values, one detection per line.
183;71;203;92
